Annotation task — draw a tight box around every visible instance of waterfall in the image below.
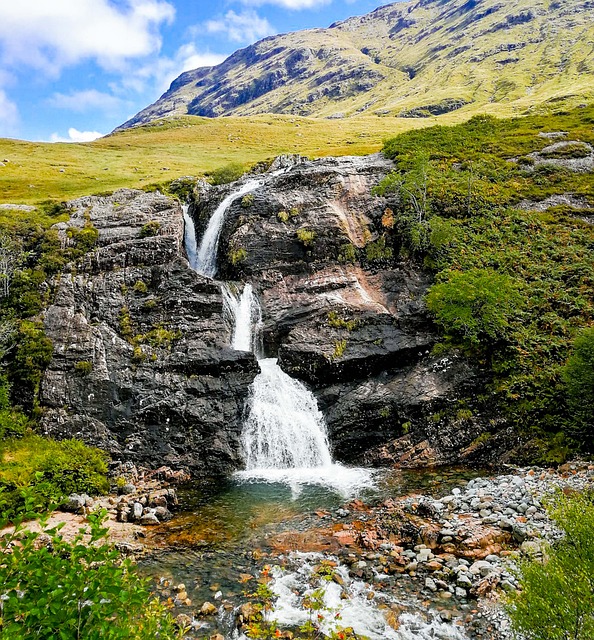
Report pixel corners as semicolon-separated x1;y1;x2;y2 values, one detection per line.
222;283;262;354
182;170;373;494
183;205;198;271
194;178;263;278
243;358;333;469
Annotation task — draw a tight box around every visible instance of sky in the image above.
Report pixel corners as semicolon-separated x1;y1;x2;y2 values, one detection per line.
0;0;389;142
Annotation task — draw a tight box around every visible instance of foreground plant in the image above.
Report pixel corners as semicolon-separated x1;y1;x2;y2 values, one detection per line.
0;499;182;640
506;491;594;640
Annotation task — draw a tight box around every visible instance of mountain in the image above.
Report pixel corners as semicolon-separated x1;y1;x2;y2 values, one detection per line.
118;0;594;130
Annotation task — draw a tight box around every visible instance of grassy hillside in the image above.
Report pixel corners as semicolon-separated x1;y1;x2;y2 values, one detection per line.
375;104;594;459
122;0;594;128
0;114;434;205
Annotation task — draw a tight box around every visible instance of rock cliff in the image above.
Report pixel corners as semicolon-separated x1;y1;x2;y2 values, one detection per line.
40;189;258;477
41;156;501;476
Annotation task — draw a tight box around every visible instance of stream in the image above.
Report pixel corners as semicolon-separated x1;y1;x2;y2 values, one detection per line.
162;175;492;639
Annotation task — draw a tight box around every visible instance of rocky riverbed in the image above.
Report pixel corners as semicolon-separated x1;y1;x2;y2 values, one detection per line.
133;462;594;639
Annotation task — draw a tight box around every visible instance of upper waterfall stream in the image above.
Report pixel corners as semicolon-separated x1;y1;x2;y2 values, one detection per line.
194;178;264;278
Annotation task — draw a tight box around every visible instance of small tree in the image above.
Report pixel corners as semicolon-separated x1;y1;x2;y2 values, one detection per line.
426;268;522;347
506;491;594;640
0;235;24;299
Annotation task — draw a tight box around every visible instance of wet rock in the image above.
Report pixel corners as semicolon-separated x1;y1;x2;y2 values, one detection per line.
200;602;218;616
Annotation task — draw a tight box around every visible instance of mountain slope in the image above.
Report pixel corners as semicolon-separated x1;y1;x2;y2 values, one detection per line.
119;0;594;130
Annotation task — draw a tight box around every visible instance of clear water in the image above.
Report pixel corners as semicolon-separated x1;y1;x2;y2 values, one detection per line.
140;468;486;639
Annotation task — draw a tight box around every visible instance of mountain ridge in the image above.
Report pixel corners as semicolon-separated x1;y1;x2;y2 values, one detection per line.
118;0;594;130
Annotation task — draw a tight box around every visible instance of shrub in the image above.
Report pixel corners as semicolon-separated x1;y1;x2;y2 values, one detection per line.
327;311;359;331
0;436;110;519
0;507;183;640
133;279;148;294
209;162;245;185
506;491;594;639
277;210;290;223
241;194;255;208
74;360;93;376
228;247;247;266
139;221;161;238
426;268;523;347
332;339;347;359
296;228;316;247
561;327;594;436
338;243;357;263
364;235;393;264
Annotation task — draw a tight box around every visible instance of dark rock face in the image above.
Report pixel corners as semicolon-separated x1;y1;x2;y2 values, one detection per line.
189;154;498;468
41;189;258;477
42;157;499;476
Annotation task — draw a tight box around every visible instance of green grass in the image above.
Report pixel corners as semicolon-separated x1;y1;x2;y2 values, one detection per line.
0;114;433;205
376;104;594;456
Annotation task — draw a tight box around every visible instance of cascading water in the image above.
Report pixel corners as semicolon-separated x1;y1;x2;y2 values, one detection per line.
242;358;333;470
184;172;372;493
226;282;373;495
183;204;198;271
194;178;263;278
222;283;263;354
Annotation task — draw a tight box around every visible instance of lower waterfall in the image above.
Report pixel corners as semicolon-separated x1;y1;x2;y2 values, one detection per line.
226;284;373;495
242;358;333;470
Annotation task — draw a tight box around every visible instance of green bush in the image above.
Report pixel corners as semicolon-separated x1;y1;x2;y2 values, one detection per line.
364;235;394;264
296;228;316;248
209;162;245;185
506;491;594;639
139;221;161;238
426;268;523;347
241;193;255;208
74;360;93;376
562;327;594;436
133;279;148;294
228;247;248;266
0;507;183;640
0;436;110;519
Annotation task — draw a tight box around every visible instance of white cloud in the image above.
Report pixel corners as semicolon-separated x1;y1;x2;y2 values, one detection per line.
123;44;228;97
47;89;124;113
0;90;19;137
238;0;331;9
0;0;175;75
50;128;104;143
206;10;275;43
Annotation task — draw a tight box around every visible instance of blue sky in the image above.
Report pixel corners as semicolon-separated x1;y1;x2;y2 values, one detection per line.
0;0;388;142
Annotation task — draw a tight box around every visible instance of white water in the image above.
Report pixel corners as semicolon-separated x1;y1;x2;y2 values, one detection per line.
222;283;262;354
242;358;333;470
183;204;198;271
194;178;263;278
227;285;374;496
235;555;469;640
